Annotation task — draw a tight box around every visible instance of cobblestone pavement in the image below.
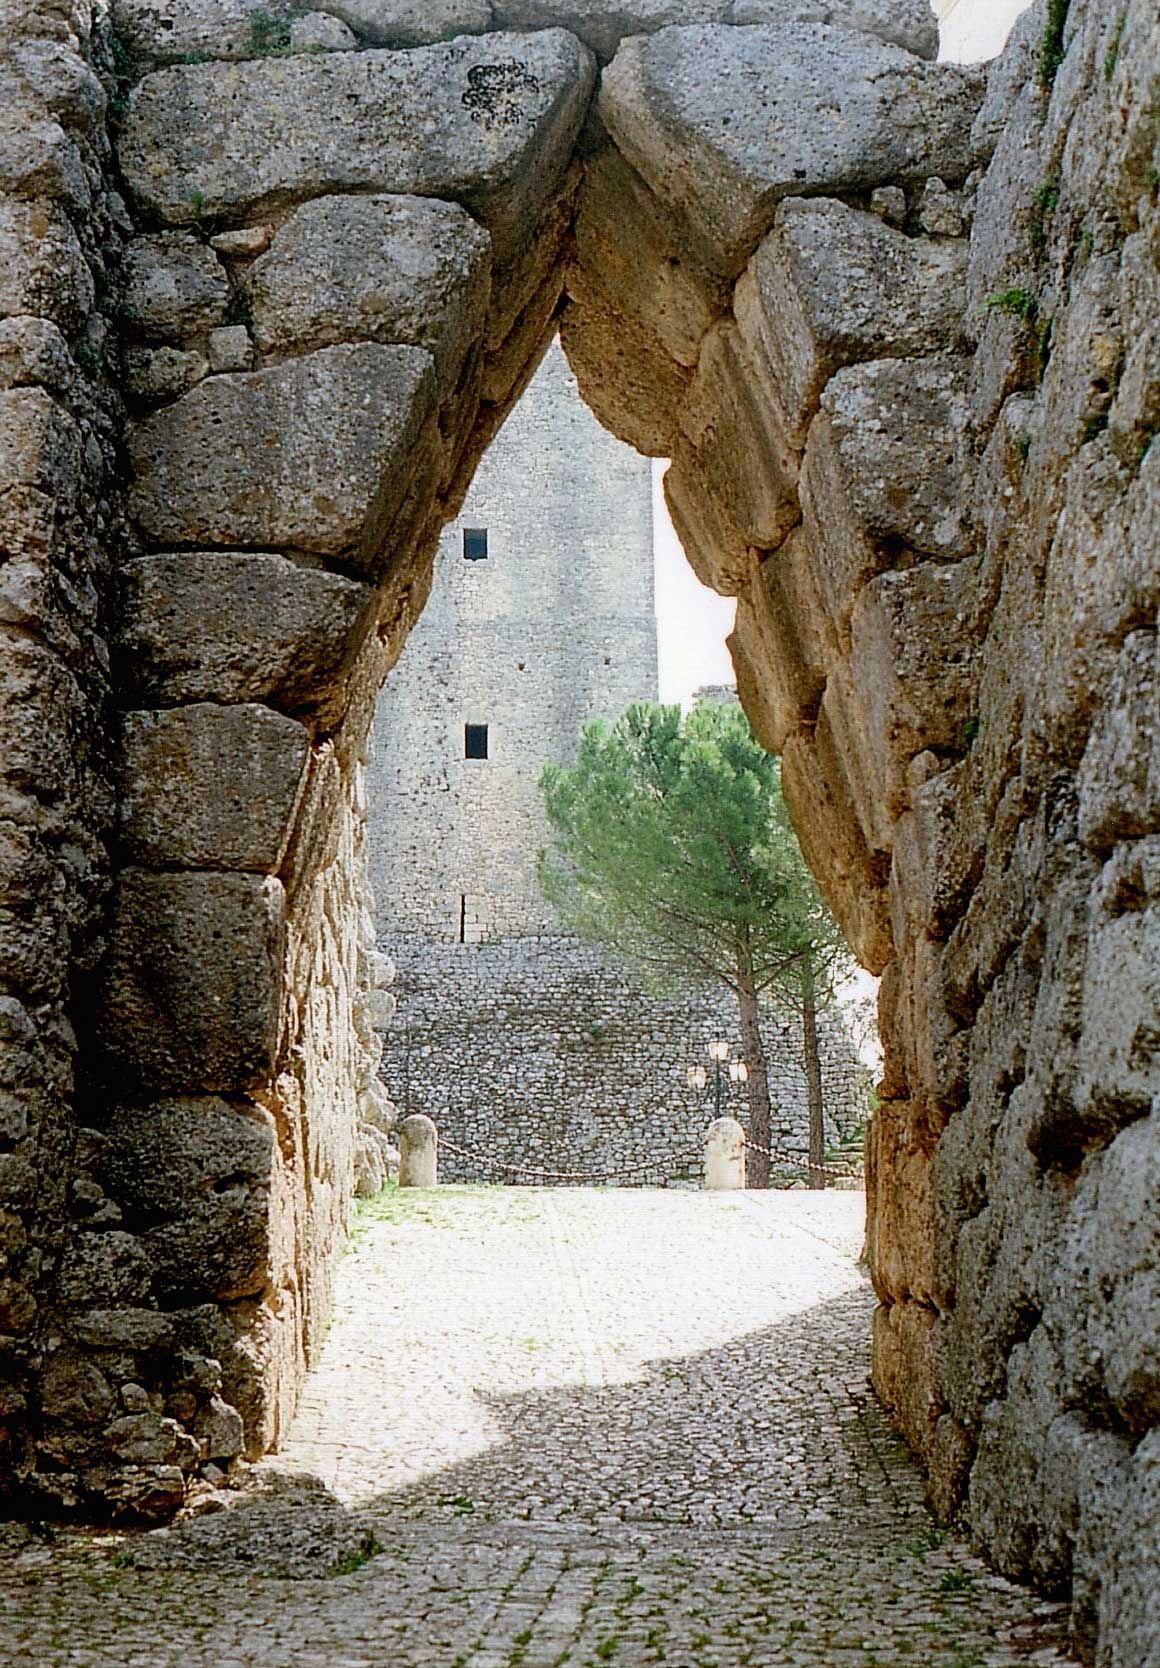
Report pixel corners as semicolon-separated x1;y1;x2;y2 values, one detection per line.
1;1188;1078;1667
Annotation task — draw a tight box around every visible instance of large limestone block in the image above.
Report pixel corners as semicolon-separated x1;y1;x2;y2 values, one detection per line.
118;704;310;872
492;1;729;59
0;387;81;500
677;319;801;551
316;0;491;44
118;32;596;262
846;561;979;821
1100;1428;1160;1668
101;1098;281;1302
571;139;726;368
126;343;438;568
559;281;685;457
98;870;285;1093
1078;839;1160;1130
780;719;892;973
599;25;982;273
864;1097;938;1306
799;355;973;644
870;1299;941;1461
249;195;490;396
0;197;93;331
736;197;968;448
661;446;753;593
116;232;229;340
731;0;937;60
1077;630;1159;853
117;553;372;719
728;529;830;753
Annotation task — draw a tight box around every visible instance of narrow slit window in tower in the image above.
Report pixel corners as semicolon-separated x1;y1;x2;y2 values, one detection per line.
459;894;467;944
464;723;488;760
463;527;488;561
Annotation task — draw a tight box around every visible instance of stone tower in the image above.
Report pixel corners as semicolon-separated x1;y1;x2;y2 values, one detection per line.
366;338;658;938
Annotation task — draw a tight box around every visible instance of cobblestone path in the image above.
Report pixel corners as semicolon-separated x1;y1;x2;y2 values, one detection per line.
1;1188;1078;1667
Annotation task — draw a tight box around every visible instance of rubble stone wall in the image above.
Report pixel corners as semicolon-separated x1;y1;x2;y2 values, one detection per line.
0;2;1156;1661
382;933;871;1182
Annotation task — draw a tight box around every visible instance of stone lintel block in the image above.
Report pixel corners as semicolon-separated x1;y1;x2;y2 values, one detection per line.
678;319;802;551
599;24;982;276
780;721;893;974
736;196;968;449
799;355;974;644
117;552;373;721
118;32;596;265
98;869;285;1094
118;703;311;873
249;194;491;399
127;343;438;569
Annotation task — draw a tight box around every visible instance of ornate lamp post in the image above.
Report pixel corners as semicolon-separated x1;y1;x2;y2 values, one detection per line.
688;1039;748;1119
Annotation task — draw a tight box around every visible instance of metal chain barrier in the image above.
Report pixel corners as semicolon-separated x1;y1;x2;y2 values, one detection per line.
436;1131;862;1187
741;1136;863;1183
438;1135;708;1187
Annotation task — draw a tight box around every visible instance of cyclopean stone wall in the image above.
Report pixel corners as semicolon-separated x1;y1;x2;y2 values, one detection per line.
381;935;870;1183
0;1;1156;1660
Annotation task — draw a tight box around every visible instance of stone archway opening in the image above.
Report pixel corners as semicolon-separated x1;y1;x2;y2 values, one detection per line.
3;3;1157;1660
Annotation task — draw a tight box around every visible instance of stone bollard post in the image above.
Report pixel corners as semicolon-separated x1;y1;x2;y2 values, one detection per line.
704;1117;746;1190
398;1114;438;1188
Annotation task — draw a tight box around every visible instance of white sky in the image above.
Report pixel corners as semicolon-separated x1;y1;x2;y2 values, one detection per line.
652;461;737;706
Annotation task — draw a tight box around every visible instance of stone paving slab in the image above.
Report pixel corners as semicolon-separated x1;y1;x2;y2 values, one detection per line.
0;1188;1078;1666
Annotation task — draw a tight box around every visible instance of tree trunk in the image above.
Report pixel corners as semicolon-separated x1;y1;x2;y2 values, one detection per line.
736;955;772;1190
801;954;826;1189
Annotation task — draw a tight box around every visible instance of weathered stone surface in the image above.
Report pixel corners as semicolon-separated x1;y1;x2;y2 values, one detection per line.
118;704;310;872
559;280;685;457
111;0;278;63
799;356;974;643
0;197;93;331
123;344;208;401
127;344;438;568
316;0;491;44
600;25;982;273
98;870;285;1093
729;530;830;753
249;195;491;396
735;197;968;447
661;445;752;593
205;325;252;373
55;1231;153;1308
871;1300;940;1462
731;0;938;59
865;1099;938;1307
1077;840;1160;1132
115;233;228;340
678;319;801;550
101;1098;280;1302
117;553;372;716
290;10;357;49
493;0;729;58
571;139;725;369
118;32;596;261
1101;1429;1160;1668
1077;629;1159;852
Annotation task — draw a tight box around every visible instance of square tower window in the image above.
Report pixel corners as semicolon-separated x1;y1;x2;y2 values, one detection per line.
464;723;488;760
463;527;488;561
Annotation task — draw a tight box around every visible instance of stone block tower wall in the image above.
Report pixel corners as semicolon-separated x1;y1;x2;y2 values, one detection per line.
366;337;658;943
366;339;871;1180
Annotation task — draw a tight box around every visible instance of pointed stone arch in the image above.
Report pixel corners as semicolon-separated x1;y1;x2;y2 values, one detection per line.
2;3;1158;1658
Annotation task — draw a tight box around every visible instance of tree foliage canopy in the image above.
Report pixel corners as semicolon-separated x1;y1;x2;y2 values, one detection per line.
538;700;848;1004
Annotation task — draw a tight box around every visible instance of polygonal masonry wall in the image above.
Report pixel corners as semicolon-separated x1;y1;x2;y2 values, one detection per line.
0;2;1157;1663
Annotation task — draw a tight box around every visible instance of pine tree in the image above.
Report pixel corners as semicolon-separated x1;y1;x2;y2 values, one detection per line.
538;701;852;1187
